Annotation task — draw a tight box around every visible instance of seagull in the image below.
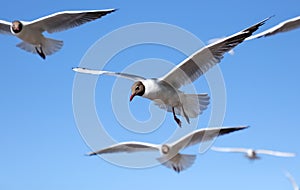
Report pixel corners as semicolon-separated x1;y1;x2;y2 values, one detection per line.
246;15;300;40
211;146;296;160
0;9;116;59
285;171;299;190
87;125;248;173
73;17;270;127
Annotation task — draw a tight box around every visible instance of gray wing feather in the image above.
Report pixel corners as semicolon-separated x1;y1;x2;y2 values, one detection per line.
171;126;248;150
0;20;12;35
247;16;300;40
88;142;159;155
27;9;116;33
160;17;270;89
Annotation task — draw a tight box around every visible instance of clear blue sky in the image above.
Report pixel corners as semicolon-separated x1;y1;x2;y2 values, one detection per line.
0;0;299;189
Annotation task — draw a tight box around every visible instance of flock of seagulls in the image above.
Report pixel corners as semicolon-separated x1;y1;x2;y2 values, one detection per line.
1;7;299;187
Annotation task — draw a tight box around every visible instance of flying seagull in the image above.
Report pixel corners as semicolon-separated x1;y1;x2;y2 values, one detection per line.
211;146;296;160
87;126;248;173
73;17;270;127
285;171;299;190
0;9;116;59
247;15;300;40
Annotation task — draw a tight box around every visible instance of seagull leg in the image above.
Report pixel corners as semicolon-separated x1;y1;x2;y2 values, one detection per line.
172;107;182;127
35;46;46;60
181;105;190;124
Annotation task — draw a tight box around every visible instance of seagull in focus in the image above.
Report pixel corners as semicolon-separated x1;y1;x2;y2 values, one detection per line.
73;17;270;127
0;9;116;59
211;146;296;160
285;171;299;190
87;126;248;173
246;15;300;40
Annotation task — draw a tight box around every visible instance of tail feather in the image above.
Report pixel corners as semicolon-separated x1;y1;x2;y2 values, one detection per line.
154;93;210;122
181;93;210;117
16;38;63;57
157;154;196;173
42;37;63;56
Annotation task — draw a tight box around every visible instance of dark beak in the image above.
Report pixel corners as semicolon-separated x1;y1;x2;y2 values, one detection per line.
129;93;136;102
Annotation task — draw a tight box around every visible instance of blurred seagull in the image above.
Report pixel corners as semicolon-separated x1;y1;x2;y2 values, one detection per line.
73;17;270;127
87;126;248;173
247;15;300;40
0;9;116;59
211;146;296;160
285;171;299;190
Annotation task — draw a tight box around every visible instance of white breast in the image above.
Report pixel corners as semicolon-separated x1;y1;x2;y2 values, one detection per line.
142;79;182;106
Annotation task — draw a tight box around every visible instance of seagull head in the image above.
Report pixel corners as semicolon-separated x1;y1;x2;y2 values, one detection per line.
11;20;23;34
246;149;259;160
130;81;145;102
161;144;170;154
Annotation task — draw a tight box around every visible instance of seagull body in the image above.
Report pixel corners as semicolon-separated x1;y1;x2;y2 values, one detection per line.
88;126;248;173
73;17;270;127
285;171;299;190
247;15;300;40
211;146;296;160
0;9;116;59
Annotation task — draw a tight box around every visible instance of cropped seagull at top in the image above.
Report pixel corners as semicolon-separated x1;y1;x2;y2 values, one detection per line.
73;17;270;127
0;9;116;59
87;126;248;173
246;15;300;40
211;146;296;160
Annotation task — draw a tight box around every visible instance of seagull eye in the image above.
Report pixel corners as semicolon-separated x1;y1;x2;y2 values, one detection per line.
135;86;140;91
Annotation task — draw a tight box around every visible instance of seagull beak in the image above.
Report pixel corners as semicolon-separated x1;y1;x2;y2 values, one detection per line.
129;93;136;102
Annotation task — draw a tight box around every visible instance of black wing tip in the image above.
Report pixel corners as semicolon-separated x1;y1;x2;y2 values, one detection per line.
102;8;118;14
219;125;249;135
86;152;97;156
243;16;274;34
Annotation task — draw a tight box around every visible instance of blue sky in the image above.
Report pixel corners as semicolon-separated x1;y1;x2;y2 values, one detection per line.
0;0;299;189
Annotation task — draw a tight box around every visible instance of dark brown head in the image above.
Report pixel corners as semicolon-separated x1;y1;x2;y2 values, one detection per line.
130;81;145;102
11;21;23;34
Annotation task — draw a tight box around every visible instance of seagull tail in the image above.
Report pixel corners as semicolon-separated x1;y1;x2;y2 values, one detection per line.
181;93;210;118
157;154;196;173
42;37;64;56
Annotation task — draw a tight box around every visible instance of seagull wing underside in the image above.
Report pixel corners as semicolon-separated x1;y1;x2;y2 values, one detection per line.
26;9;116;33
0;20;12;35
210;147;249;153
73;67;146;81
247;16;300;40
88;141;160;155
159;17;270;89
256;149;296;157
170;126;248;151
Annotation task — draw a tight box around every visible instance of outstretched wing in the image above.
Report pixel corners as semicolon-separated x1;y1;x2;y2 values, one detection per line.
159;17;270;89
0;20;12;35
73;67;146;81
26;9;116;33
247;15;300;40
256;149;296;157
211;146;249;153
171;126;249;150
87;141;160;156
